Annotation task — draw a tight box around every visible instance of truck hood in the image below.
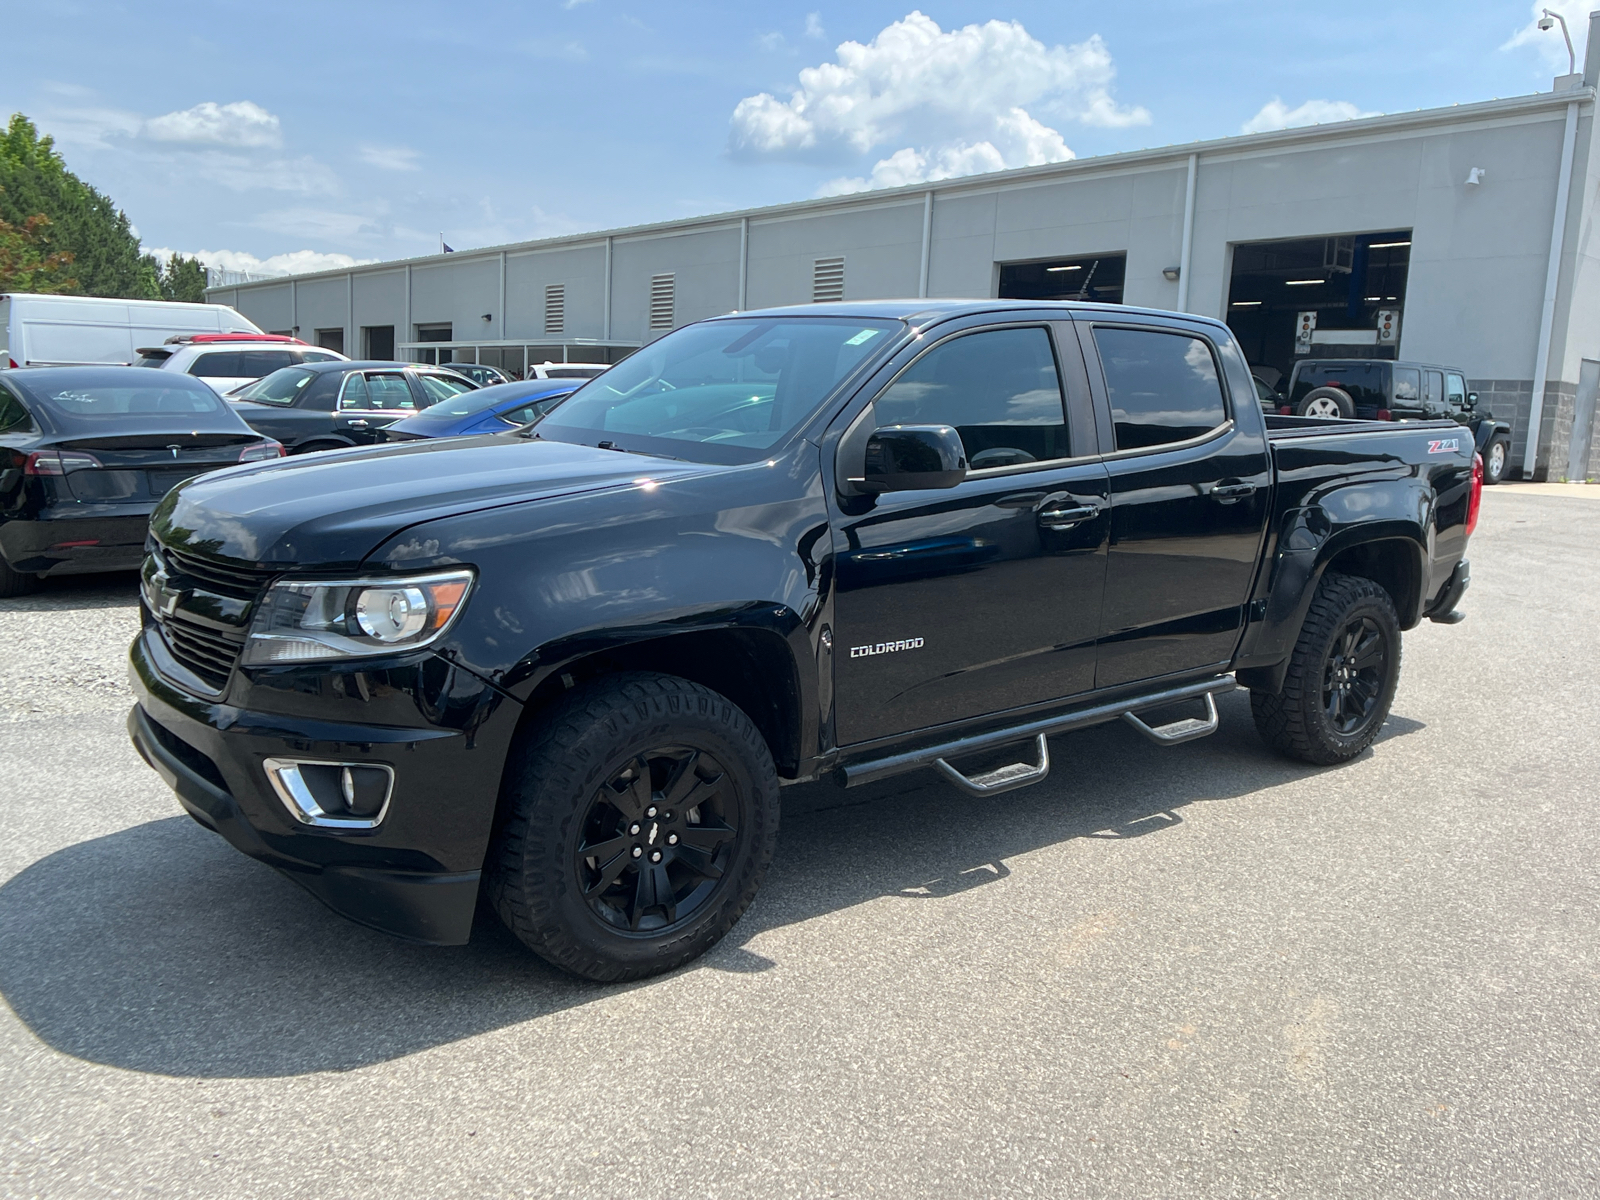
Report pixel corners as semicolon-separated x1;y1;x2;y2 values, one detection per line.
152;435;713;567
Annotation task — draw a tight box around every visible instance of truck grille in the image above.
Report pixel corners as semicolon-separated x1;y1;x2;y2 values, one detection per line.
162;546;281;600
160;613;245;691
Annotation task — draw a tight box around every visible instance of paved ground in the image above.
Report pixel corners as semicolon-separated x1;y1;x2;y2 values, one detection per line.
1;487;1596;1199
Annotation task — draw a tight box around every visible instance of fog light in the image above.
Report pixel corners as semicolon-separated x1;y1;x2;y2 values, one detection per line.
263;758;394;829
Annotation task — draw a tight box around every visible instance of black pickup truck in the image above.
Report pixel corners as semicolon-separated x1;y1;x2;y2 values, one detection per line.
127;300;1480;981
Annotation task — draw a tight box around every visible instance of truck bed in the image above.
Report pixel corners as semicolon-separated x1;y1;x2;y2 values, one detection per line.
1263;413;1463;440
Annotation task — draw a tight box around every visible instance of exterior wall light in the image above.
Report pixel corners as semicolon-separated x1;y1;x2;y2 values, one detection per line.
481;313;493;321
1162;267;1181;281
1466;167;1486;186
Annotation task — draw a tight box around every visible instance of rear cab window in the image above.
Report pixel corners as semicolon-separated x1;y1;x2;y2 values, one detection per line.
1091;326;1227;450
1289;362;1388;409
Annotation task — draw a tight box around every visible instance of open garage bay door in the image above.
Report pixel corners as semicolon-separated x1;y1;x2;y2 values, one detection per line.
999;254;1126;304
1226;232;1410;388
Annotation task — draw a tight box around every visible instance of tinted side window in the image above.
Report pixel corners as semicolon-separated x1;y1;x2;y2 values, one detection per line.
339;373;371;410
417;374;475;405
240;351;294;376
1393;367;1421;404
188;352;241;378
0;385;34;433
1445;373;1467;407
872;327;1067;468
1092;327;1227;450
1424;370;1443;405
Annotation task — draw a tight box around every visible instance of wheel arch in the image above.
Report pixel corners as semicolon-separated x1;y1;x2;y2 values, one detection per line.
508;616;812;781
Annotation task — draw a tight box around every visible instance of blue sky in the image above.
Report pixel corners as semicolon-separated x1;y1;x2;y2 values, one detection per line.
0;0;1581;276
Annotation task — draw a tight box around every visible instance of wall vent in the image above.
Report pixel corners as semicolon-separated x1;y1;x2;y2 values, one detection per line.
544;283;565;336
813;256;845;303
649;273;676;331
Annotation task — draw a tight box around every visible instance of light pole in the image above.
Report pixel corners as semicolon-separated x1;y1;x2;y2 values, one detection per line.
1539;8;1576;76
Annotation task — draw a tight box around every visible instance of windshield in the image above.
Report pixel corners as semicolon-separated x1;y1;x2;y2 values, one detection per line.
535;317;901;463
11;370;230;430
232;367;317;406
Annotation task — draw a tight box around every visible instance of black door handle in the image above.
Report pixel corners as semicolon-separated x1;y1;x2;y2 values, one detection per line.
1037;504;1100;529
1209;481;1258;502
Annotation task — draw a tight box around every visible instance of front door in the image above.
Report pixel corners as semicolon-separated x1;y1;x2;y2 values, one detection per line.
1081;321;1272;688
830;322;1110;747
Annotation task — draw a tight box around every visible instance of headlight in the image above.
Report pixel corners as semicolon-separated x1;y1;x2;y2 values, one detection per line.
241;569;473;665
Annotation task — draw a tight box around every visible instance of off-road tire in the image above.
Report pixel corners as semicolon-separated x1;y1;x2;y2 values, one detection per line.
1483;437;1510;485
0;554;41;598
1296;386;1356;420
486;672;780;982
1249;572;1402;765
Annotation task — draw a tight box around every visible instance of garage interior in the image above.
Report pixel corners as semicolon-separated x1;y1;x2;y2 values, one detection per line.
1226;231;1411;387
999;254;1126;304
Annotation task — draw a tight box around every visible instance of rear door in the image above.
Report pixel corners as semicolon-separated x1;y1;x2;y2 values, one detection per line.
1078;318;1272;688
828;317;1111;746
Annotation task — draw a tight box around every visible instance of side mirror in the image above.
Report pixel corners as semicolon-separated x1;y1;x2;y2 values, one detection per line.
862;425;967;492
1465;392;1479;408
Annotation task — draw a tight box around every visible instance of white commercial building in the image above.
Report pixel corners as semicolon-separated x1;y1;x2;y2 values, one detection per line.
214;18;1600;481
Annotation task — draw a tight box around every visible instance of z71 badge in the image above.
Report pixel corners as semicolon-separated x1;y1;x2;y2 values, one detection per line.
1427;438;1461;454
850;638;924;658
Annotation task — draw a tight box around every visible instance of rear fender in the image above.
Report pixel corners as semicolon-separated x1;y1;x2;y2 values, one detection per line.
1234;478;1429;692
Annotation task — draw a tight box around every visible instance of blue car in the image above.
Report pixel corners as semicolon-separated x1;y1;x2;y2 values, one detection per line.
381;378;581;441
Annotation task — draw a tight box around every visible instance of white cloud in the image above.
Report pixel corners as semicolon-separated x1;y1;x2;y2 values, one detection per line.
143;246;378;278
1242;98;1381;135
359;144;421;171
729;11;1148;194
757;31;786;51
142;101;281;148
804;12;825;39
1504;0;1587;70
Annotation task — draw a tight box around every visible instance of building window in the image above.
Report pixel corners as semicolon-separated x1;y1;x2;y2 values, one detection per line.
813;256;845;303
414;322;452;366
362;325;395;360
649;273;675;331
545;284;566;336
315;328;344;354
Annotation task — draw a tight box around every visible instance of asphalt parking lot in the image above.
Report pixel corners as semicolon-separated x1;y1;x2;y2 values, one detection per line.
1;485;1596;1199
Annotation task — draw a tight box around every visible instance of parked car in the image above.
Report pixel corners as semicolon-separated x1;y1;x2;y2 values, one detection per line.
225;361;478;453
1282;358;1513;483
527;361;609;380
128;300;1478;982
0;292;261;369
135;333;347;395
382;378;581;441
440;362;514;387
0;366;282;595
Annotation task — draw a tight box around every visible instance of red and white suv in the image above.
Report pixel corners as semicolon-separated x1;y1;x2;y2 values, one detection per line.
135;333;348;395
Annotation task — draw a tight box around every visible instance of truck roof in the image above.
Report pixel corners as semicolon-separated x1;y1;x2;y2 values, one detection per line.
728;298;1233;334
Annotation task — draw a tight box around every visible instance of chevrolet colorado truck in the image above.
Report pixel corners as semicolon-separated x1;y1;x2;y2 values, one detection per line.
127;300;1480;981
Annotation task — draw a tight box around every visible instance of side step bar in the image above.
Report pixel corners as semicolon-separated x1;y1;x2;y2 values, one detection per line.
841;676;1235;792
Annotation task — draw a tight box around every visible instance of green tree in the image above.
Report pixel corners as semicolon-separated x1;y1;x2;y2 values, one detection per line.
160;253;208;302
0;113;161;299
0;201;78;294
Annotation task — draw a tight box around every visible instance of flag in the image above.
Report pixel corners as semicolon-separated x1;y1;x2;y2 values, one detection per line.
442;242;455;254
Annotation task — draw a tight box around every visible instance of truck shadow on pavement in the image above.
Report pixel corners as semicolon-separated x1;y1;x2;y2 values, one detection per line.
0;690;1423;1079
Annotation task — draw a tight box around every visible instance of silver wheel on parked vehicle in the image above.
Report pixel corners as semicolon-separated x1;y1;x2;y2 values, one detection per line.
1484;439;1508;485
1295;386;1356;420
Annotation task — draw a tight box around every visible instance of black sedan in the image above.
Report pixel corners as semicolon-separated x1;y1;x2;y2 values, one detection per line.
226;361;478;453
0;366;284;595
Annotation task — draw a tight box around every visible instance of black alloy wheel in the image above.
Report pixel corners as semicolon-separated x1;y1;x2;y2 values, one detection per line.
577;747;739;933
1320;615;1388;736
488;672;779;982
1249;572;1402;765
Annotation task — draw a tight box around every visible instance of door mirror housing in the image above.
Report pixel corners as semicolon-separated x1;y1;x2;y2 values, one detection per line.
1465;392;1479;408
861;425;967;492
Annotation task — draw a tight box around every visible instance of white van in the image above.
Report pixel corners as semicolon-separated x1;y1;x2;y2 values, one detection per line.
0;293;262;369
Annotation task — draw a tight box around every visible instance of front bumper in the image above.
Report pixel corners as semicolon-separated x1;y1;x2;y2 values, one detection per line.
127;630;513;945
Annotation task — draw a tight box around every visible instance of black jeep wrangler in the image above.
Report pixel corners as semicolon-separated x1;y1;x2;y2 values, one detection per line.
1280;359;1513;483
